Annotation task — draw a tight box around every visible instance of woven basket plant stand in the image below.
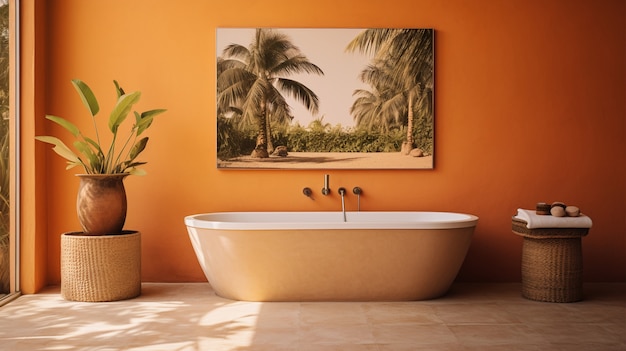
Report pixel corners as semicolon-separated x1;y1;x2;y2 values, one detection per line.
512;218;589;303
61;230;141;302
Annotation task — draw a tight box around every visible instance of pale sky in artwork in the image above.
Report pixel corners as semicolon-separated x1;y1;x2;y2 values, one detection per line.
216;28;371;128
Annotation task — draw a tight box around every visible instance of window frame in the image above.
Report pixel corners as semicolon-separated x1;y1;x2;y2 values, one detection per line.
0;0;21;306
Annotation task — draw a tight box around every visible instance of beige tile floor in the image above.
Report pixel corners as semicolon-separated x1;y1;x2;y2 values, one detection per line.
0;283;623;350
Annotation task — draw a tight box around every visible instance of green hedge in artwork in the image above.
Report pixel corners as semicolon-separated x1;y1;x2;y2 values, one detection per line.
277;125;406;153
217;117;433;159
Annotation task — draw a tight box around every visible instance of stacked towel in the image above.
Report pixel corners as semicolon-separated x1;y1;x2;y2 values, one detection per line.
515;209;593;229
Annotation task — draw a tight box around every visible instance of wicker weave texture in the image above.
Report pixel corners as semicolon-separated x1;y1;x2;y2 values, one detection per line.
521;237;583;303
61;231;141;302
511;218;589;239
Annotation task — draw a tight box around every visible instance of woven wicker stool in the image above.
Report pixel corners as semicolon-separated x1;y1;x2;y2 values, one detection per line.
61;231;141;302
512;218;589;303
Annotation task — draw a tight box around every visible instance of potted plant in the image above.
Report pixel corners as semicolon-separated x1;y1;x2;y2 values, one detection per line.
36;79;166;301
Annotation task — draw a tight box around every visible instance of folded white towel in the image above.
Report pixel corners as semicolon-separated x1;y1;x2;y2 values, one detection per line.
515;208;593;229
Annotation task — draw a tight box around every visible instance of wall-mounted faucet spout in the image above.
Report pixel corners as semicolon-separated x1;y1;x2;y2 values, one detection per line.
321;174;331;195
338;187;347;222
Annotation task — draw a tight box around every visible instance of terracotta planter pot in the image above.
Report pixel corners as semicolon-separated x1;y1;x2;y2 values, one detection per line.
76;174;128;235
61;231;141;302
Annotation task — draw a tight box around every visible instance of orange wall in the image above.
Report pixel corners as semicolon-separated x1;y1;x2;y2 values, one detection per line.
25;0;625;290
19;0;49;294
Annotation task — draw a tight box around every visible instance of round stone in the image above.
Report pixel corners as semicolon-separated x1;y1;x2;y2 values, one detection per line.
551;206;566;217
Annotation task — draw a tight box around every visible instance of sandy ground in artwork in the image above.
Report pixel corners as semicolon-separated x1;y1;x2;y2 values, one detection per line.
218;152;433;169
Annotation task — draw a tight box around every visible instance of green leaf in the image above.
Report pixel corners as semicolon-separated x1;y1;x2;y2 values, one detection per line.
71;79;100;116
65;163;82;171
74;140;101;172
113;80;125;98
127;167;147;176
115;160;146;174
83;136;104;156
125;161;147;168
35;136;82;164
109;91;141;134
142;109;167;119
45;115;81;137
128;137;149;161
136;115;152;136
136;109;166;136
133;111;142;130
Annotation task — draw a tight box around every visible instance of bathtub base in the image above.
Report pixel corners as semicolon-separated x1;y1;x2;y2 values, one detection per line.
187;227;475;302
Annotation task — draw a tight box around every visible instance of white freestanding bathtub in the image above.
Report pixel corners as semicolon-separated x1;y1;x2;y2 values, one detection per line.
184;211;478;302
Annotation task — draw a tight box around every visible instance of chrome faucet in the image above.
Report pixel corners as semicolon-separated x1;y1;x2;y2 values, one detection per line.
338;187;347;222
321;174;331;195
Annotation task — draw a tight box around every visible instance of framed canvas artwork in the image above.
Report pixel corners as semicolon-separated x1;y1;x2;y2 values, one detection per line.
217;28;434;169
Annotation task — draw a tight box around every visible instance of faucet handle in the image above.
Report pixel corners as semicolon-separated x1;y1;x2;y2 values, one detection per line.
303;187;313;197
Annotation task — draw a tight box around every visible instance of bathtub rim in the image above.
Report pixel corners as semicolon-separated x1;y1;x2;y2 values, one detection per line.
184;211;479;230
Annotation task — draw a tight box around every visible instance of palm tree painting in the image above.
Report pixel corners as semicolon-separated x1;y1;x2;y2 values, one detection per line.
217;28;434;169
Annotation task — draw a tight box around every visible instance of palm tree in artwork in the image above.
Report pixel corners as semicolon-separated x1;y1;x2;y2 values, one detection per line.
217;29;324;157
350;59;408;133
350;87;385;132
346;29;433;154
